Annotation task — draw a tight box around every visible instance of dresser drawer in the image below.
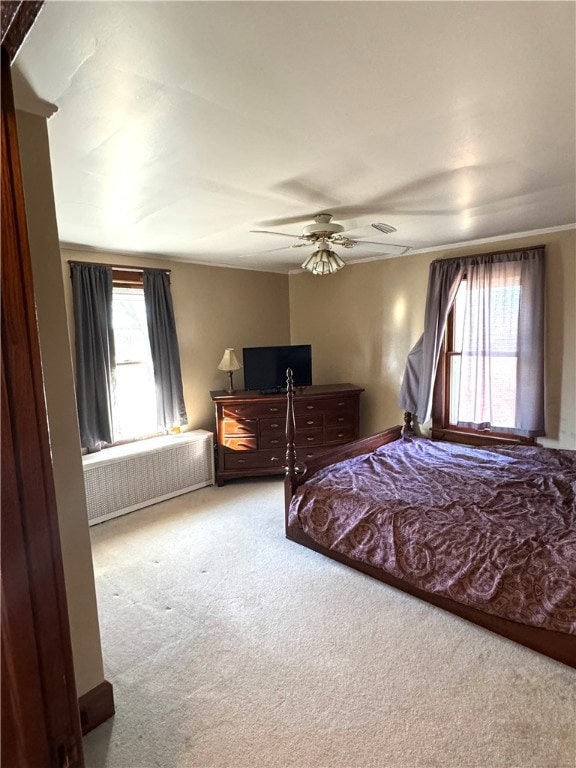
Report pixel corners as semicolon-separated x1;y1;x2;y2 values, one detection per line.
297;414;323;428
223;449;284;471
222;436;257;451
264;432;327;448
293;400;323;415
295;428;324;447
325;412;354;427
260;434;285;449
325;425;356;443
260;413;323;434
322;396;357;415
222;402;283;419
222;418;257;437
297;447;329;462
260;417;285;434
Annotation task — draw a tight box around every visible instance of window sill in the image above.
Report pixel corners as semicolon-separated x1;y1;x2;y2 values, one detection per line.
82;431;213;468
431;426;535;447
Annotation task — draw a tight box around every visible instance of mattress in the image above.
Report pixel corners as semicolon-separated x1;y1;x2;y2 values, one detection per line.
289;436;576;634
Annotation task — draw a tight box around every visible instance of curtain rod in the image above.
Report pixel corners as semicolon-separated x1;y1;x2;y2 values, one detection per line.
430;244;545;266
67;260;171;274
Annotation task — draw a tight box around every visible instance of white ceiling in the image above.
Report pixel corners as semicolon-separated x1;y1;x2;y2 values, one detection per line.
13;1;576;273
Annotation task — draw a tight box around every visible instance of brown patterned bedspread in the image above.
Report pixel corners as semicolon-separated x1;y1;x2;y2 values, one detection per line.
289;437;576;634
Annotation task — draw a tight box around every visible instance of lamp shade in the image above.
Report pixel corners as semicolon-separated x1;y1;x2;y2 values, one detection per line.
217;348;242;372
301;246;345;276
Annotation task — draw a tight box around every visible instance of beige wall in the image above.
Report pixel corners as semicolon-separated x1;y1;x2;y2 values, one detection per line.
16;111;105;696
289;228;576;450
61;251;291;432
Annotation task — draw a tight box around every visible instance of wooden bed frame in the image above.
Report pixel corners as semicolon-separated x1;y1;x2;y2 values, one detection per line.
283;373;576;669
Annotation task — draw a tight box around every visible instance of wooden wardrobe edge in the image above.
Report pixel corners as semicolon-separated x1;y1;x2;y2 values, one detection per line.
78;680;115;736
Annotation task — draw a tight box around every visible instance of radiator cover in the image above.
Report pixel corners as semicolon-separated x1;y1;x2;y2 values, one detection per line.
82;431;214;525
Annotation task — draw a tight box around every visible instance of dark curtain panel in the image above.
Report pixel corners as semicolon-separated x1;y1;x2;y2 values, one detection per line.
143;269;188;429
399;258;465;422
71;263;115;449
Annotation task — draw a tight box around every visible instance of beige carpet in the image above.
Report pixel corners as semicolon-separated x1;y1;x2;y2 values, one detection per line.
83;477;575;768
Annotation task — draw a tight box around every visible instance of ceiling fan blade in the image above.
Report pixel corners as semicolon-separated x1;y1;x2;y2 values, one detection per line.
351;239;407;246
339;223;398;236
273;179;341;207
250;229;302;239
350;241;411;255
322;205;380;220
256;213;326;228
259;244;299;254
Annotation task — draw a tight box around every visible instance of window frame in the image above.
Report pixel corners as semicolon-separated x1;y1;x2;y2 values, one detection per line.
112;268;144;289
431;274;535;447
109;269;162;446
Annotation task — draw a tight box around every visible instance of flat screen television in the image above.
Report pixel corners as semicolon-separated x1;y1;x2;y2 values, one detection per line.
242;345;312;392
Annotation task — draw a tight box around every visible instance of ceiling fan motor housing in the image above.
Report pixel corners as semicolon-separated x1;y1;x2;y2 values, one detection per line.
302;214;345;237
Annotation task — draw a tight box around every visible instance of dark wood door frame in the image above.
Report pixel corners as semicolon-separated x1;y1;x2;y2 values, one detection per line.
2;3;85;765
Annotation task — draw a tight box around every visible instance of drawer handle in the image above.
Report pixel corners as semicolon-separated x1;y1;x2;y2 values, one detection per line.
337;433;344;438
306;453;314;458
306;420;314;425
270;423;279;428
306;405;314;410
269;407;279;412
237;459;246;464
337;417;345;422
338;401;346;406
270;439;279;445
270;456;280;462
306;436;315;442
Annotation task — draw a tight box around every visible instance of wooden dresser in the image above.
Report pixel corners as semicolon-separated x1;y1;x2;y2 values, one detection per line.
210;384;364;485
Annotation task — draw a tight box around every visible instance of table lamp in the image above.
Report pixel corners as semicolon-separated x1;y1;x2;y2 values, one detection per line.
217;348;242;393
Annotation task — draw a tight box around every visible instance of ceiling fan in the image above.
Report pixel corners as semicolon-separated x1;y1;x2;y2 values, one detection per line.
251;213;410;275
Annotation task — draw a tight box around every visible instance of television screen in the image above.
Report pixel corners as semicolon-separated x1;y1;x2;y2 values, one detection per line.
243;345;312;392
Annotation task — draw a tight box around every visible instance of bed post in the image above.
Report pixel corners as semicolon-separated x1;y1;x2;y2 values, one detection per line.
284;368;297;531
403;411;414;436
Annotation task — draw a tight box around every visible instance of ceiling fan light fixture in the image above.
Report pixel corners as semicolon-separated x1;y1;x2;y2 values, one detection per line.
301;246;345;276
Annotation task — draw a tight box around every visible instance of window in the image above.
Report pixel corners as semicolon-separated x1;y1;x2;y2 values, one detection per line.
446;274;521;430
71;262;187;451
433;255;542;444
401;246;544;442
111;284;158;442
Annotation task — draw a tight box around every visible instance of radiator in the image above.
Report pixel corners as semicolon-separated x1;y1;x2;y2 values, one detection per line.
82;430;214;525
